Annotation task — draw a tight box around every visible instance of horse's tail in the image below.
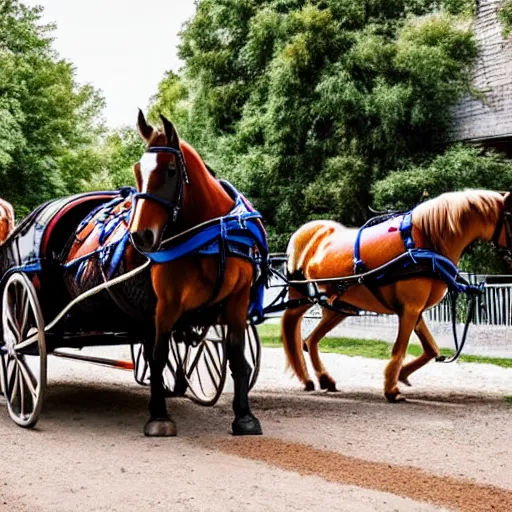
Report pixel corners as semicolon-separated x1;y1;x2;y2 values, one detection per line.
0;198;14;244
282;220;338;383
281;299;311;381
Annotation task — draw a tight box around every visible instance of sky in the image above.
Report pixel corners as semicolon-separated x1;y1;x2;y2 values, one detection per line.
23;0;197;129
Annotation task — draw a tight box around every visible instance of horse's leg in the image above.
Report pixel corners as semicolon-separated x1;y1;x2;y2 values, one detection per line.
398;316;441;386
281;297;315;391
225;288;262;435
143;302;181;437
305;308;347;391
384;308;421;402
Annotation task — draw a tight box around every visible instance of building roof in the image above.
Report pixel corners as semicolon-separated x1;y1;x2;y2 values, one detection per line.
448;0;512;143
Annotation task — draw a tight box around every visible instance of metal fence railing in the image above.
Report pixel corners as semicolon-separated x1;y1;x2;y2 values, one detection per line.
425;281;512;326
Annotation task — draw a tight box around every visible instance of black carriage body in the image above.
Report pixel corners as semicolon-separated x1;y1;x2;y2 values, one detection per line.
0;191;151;350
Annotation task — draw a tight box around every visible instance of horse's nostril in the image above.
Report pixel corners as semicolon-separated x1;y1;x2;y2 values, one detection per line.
132;229;156;251
143;229;154;246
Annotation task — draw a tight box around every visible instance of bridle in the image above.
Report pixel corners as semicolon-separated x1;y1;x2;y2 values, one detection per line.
133;146;189;224
492;207;512;262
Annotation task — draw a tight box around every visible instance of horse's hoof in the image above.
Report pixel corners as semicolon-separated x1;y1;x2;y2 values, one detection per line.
399;375;412;387
436;355;446;362
319;374;337;392
304;380;315;391
232;414;262;436
385;392;407;403
144;418;177;437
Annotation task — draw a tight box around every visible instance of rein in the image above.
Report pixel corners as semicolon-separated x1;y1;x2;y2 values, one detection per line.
133;146;189;224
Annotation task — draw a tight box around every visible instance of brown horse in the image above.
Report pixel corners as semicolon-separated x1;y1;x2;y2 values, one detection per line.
126;111;263;436
282;189;512;401
0;198;14;243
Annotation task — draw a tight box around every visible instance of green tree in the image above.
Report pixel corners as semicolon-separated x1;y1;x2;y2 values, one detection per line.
0;0;105;217
79;127;143;192
153;0;478;250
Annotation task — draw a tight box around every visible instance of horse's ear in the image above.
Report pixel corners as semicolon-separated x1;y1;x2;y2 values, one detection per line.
160;114;180;150
137;109;153;142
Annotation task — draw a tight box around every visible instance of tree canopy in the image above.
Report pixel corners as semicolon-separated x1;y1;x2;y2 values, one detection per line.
0;0;105;216
149;0;493;250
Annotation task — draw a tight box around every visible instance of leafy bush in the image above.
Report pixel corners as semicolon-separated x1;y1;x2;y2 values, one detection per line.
498;0;512;38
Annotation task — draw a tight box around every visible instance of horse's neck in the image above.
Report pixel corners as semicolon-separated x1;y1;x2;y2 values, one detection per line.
440;215;494;265
177;142;234;230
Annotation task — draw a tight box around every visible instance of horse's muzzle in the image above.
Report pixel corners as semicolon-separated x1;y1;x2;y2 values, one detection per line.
131;229;159;253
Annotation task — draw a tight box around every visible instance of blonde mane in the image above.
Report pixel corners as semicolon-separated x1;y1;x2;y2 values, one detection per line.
411;189;503;255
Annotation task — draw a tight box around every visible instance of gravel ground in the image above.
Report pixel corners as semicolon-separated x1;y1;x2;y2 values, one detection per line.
0;345;511;512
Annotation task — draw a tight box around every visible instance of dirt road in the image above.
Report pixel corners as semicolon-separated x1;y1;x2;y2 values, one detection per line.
1;347;511;512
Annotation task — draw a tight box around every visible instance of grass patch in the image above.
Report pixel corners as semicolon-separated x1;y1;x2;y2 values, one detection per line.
504;396;512;404
257;323;512;369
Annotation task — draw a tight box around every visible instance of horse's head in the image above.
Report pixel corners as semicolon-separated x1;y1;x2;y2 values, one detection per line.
129;110;188;252
492;192;512;267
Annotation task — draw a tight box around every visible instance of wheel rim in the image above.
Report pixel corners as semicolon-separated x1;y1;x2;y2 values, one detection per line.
245;323;261;391
183;325;227;406
0;273;46;428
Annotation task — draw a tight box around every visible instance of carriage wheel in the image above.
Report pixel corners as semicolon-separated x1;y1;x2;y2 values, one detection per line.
130;341;188;396
0;273;47;428
183;323;260;406
182;325;227;406
131;323;260;406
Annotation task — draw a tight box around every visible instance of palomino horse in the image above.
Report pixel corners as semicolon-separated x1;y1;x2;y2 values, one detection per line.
0;198;14;243
128;111;263;436
282;190;512;401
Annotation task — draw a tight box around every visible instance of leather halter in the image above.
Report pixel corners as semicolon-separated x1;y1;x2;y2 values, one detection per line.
492;207;512;260
133;146;189;224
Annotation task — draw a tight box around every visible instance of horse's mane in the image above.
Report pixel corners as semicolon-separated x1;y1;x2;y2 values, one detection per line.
412;189;503;254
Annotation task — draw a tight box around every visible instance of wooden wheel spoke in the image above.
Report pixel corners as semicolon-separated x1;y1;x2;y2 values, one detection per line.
14;333;39;353
7;362;19;404
202;350;220;390
5;307;20;341
17;357;38;401
185;343;205;379
247;331;256;364
194;364;208;397
19;291;31;338
137;349;149;381
203;342;222;381
166;342;179;379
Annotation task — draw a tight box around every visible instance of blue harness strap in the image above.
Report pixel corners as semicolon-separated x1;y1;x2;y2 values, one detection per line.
399;212;415;250
353;226;366;274
144;212;265;263
63;181;269;322
64;193;135;283
351;208;481;296
141;179;269;323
